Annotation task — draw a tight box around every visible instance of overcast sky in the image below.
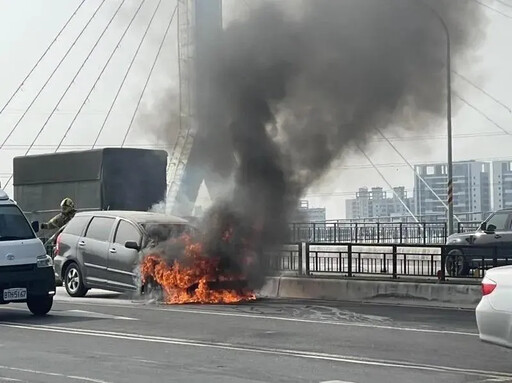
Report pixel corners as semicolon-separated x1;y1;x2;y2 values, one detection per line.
0;0;511;219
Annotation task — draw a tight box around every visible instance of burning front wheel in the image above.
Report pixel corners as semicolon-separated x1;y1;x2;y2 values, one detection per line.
141;277;162;301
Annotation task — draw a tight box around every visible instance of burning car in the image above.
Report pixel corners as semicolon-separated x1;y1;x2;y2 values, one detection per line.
53;210;255;304
140;218;257;304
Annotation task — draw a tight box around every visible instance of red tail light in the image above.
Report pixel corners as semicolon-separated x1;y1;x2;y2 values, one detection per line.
54;233;62;256
482;278;497;296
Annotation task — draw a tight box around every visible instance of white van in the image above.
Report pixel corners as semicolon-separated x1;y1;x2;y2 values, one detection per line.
0;189;55;315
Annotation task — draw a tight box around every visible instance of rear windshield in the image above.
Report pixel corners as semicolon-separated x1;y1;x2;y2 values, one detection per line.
0;205;35;241
142;223;193;243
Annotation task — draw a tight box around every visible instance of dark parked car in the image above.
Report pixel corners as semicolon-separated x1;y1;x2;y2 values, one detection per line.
53;211;193;297
446;209;512;276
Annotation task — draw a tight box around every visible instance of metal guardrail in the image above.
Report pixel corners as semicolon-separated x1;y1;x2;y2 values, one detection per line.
457;221;481;233
289;222;451;244
268;242;512;281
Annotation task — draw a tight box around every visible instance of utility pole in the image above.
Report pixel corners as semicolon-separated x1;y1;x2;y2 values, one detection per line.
418;1;454;234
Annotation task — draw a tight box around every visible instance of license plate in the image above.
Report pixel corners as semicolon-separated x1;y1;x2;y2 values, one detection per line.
3;288;27;301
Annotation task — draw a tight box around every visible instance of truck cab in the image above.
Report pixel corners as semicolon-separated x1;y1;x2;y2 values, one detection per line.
0;189;55;315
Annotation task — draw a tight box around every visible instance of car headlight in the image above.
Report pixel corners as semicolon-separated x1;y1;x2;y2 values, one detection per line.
37;254;53;268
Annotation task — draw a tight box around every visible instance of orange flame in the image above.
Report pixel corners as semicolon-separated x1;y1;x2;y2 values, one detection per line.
141;234;256;304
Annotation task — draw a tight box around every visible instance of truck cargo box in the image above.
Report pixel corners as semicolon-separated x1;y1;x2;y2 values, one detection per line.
13;148;167;224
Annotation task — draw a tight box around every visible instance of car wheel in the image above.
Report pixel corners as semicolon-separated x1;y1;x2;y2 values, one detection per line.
64;263;88;297
446;249;470;277
27;296;53;316
141;277;162;301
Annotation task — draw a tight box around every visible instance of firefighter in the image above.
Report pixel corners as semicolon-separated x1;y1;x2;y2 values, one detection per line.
40;198;77;230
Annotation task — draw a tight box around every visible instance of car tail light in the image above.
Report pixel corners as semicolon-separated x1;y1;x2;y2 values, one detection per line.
481;277;497;296
54;233;62;256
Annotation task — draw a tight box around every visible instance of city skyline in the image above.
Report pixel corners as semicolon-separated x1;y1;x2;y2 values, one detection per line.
1;1;512;220
343;159;512;221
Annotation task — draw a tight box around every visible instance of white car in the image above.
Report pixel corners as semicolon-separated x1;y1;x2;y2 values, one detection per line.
0;189;55;315
476;265;512;348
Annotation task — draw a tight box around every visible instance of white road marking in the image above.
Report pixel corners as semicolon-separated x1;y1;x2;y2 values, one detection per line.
0;322;509;380
0;306;138;321
0;365;112;383
65;310;138;321
51;300;479;337
155;307;479;336
320;381;356;383
67;376;112;383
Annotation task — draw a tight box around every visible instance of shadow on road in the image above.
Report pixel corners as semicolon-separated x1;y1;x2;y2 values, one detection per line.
0;306;119;326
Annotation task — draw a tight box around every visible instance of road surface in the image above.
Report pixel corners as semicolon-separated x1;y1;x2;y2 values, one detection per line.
0;288;510;382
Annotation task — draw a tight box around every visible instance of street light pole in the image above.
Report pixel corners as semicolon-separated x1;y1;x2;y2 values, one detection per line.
446;27;454;236
419;2;454;235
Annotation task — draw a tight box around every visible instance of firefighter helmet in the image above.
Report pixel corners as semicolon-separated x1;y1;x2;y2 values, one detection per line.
60;197;75;213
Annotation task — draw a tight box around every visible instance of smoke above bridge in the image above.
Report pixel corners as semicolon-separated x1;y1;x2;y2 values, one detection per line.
155;0;487;292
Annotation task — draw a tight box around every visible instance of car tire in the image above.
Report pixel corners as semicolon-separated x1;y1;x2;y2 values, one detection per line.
27;296;53;316
446;249;470;277
141;277;162;301
64;263;88;297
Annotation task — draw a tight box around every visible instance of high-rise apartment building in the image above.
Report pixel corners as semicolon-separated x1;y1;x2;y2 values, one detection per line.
414;161;491;221
345;187;413;220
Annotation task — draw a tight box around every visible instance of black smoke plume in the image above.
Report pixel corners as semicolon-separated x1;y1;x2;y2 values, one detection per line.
165;0;487;289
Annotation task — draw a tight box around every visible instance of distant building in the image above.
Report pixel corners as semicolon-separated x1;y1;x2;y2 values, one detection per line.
492;161;512;210
292;200;326;222
414;161;491;222
345;187;413;220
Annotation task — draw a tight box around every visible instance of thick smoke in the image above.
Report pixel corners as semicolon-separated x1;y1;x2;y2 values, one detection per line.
163;0;487;289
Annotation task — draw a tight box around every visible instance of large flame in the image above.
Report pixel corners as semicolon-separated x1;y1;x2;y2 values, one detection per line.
140;234;256;304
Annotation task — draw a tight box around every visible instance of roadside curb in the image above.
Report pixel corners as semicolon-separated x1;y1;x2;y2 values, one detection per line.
258;276;481;310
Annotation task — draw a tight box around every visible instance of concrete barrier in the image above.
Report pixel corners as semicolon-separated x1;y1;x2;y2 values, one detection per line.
258;276;280;298
258;276;481;309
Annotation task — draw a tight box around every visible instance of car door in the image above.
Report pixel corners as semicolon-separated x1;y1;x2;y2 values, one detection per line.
473;211;512;261
78;216;116;287
493;213;512;261
107;219;142;291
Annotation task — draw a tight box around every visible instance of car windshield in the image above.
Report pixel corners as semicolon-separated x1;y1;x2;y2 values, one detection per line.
485;212;510;232
0;205;35;241
142;223;193;244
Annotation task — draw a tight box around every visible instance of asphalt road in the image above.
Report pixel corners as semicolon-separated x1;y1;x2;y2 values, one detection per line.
0;289;511;383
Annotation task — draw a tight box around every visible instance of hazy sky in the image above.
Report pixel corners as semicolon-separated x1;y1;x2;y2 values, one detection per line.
0;0;511;219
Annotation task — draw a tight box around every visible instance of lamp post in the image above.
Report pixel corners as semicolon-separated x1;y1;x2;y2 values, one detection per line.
420;2;454;235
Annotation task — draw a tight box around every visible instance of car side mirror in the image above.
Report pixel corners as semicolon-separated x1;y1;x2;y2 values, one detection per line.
31;221;40;233
479;222;487;231
125;241;141;251
485;224;497;234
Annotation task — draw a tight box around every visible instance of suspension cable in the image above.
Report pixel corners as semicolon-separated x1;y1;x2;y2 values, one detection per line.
375;128;462;223
120;2;178;147
357;145;422;226
56;0;148;152
0;0;107;150
91;0;165;148
3;0;127;188
0;0;87;116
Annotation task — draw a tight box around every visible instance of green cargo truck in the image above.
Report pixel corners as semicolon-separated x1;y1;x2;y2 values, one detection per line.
13;148;168;250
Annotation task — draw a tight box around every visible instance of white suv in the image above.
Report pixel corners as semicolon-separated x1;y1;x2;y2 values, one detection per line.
0;189;55;315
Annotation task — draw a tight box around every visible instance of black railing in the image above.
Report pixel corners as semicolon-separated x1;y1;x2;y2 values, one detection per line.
457;221;481;233
266;244;303;275
268;242;512;280
289;222;451;244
